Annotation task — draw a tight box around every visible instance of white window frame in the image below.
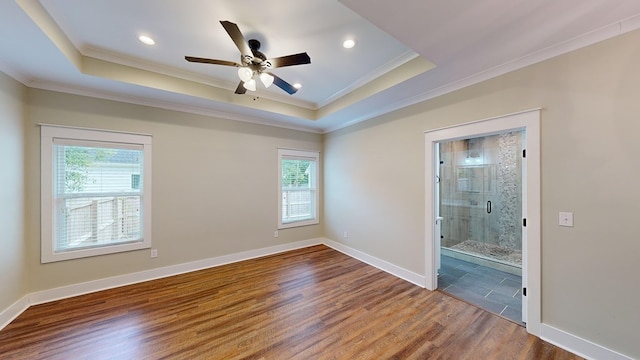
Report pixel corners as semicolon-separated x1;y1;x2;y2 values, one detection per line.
278;148;320;229
40;124;152;263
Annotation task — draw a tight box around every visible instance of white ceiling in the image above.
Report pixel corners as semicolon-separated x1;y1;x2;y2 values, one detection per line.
2;0;640;133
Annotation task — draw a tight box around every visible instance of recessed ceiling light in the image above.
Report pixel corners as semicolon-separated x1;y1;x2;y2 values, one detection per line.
138;35;155;46
293;83;302;89
342;39;356;49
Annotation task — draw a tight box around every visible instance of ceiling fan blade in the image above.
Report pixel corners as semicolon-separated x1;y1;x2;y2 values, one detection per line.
235;81;247;95
267;53;311;69
185;56;241;67
220;20;252;58
270;73;298;94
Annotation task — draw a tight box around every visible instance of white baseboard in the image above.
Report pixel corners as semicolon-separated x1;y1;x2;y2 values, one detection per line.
0;295;29;330
541;324;634;360
322;238;426;287
29;238;323;305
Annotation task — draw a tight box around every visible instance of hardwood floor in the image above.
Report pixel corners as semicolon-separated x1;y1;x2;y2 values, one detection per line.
0;245;581;359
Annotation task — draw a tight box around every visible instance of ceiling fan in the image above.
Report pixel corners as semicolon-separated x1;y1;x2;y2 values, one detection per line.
185;21;311;95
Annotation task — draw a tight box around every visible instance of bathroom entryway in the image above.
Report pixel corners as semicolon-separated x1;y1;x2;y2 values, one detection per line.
436;131;524;323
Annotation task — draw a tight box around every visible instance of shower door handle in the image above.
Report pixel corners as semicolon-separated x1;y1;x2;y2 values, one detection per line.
487;200;492;214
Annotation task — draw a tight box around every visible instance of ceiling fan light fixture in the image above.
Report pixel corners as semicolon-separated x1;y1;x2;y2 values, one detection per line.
293;83;302;89
260;72;274;88
243;79;257;91
237;67;254;82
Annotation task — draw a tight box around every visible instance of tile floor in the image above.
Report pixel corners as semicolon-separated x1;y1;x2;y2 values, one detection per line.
438;254;524;324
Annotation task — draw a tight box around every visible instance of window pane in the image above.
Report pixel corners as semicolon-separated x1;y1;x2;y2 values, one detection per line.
55;196;141;251
54;145;143;195
281;158;316;223
53;144;143;252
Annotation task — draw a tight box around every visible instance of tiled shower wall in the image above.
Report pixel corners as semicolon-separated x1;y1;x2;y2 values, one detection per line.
496;132;522;250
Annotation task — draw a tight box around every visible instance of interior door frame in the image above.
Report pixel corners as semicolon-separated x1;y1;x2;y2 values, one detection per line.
424;109;541;336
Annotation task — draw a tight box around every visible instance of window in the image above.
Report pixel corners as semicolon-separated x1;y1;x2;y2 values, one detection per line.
278;148;319;229
41;125;152;263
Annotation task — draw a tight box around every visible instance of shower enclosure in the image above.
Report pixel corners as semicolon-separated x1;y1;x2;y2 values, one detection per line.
438;131;524;274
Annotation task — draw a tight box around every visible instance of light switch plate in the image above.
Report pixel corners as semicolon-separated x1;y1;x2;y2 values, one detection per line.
559;212;573;227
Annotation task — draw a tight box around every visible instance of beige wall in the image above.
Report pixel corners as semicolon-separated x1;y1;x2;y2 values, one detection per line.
24;89;323;291
324;30;640;358
0;72;27;311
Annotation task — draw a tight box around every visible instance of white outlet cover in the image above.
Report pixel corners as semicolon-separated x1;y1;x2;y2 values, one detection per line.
559;212;574;227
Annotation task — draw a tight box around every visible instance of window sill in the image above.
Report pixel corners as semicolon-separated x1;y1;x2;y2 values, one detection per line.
278;218;319;230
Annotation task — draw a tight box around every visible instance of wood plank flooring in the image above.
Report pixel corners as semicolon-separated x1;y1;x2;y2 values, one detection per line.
0;245;581;359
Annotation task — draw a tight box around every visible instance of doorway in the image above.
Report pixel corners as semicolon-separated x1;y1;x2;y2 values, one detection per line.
424;109;541;335
437;131;524;323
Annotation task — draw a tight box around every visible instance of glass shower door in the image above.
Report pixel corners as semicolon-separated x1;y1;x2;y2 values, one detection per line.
456;136;495;256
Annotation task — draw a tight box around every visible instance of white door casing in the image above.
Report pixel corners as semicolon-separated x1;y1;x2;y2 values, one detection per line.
424;109;541;336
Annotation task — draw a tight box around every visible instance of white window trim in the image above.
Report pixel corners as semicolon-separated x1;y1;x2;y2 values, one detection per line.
278;148;320;229
40;124;152;263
